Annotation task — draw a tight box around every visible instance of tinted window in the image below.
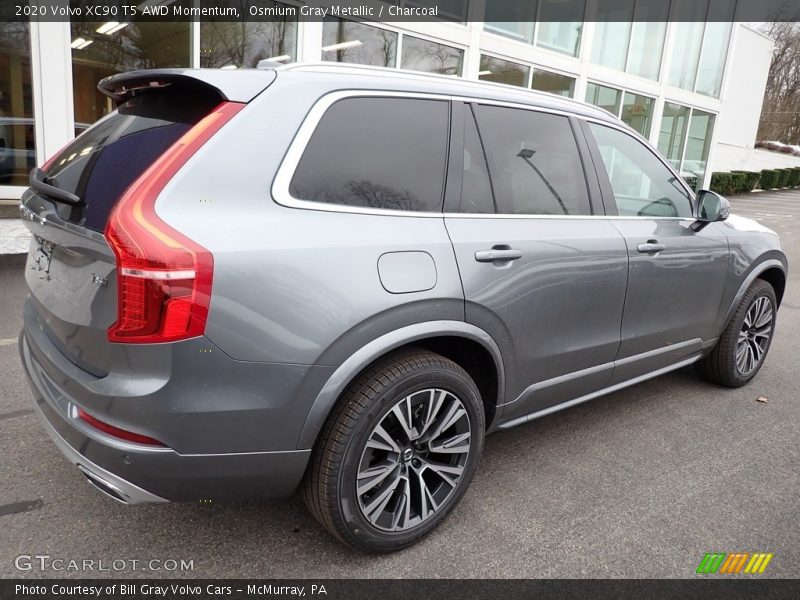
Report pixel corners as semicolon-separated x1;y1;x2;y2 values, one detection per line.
290;97;448;212
475;105;590;215
45;90;219;231
460;107;494;213
589;123;694;218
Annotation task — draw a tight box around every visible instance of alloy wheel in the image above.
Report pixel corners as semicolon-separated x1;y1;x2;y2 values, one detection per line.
736;295;773;376
356;388;472;532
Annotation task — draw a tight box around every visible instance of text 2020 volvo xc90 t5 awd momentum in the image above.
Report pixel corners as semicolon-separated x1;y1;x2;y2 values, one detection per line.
18;64;786;552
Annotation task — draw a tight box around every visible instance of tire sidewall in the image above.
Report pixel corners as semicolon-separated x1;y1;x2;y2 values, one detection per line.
335;366;484;552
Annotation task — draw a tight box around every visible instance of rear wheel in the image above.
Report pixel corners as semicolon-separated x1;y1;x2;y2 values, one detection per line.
699;279;777;387
302;349;485;552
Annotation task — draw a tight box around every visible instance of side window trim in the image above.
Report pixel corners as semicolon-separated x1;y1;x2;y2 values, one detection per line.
443;100;465;214
578;119;618;217
568;116;604;217
580;118;698;219
466;103;498;214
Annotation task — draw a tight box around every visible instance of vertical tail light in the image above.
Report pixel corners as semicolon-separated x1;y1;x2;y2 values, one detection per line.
105;101;245;343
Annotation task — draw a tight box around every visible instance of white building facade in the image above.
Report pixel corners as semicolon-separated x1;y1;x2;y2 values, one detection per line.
0;0;776;203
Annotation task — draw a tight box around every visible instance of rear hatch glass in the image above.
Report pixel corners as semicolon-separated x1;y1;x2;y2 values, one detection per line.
44;91;216;231
22;88;221;374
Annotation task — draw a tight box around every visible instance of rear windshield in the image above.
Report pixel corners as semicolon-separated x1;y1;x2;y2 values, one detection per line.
44;90;219;231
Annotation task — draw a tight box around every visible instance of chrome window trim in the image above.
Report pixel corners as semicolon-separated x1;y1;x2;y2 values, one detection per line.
271;89;696;221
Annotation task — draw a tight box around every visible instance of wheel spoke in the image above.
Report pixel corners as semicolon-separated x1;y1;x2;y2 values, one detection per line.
421;458;465;487
417;389;446;439
429;431;471;454
365;423;401;453
362;471;402;522
391;396;416;442
357;461;399;496
427;401;467;443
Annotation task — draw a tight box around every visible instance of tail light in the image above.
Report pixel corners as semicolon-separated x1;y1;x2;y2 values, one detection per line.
105;101;244;343
77;407;166;447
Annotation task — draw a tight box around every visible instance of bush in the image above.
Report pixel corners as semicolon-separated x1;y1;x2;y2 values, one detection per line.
709;172;732;195
732;170;761;192
729;172;747;194
759;169;779;190
788;167;800;188
776;168;792;188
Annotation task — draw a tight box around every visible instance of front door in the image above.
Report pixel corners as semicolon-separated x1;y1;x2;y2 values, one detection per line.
584;122;730;382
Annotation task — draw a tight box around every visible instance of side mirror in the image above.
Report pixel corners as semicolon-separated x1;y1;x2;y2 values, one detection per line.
692;190;730;231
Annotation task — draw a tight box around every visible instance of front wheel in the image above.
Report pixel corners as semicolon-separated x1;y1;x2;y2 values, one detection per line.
302;349;485;553
699;279;777;387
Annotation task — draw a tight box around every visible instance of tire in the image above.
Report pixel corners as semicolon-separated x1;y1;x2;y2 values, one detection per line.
302;348;485;553
699;279;777;387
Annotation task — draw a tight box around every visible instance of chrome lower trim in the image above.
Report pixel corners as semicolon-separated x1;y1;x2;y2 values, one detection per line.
497;354;702;431
31;400;168;505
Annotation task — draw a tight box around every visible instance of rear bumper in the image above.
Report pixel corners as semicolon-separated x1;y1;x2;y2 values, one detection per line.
19;332;311;503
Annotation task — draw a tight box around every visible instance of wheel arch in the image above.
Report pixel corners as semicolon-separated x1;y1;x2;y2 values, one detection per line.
718;258;787;335
296;321;506;449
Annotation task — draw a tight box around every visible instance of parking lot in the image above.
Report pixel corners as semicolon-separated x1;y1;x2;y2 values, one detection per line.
1;189;798;579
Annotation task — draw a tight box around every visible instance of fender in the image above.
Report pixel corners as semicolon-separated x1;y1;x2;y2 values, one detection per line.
295;320;505;449
716;258;787;334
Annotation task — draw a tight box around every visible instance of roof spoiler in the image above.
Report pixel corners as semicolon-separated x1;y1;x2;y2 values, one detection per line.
98;68;277;105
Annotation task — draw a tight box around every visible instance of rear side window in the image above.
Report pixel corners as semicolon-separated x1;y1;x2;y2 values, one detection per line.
45;91;220;231
289;97;449;212
474;105;590;216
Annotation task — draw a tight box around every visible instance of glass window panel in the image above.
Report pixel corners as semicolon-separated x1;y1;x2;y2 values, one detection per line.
667;0;708;90
479;55;529;88
591;0;634;70
536;0;586;57
401;35;463;76
321;19;397;67
627;0;669;80
200;3;297;68
620;92;654;137
589;123;693;218
682;109;715;191
585;82;622;116
290;98;449;212
531;68;576;97
475;105;591;216
657;102;690;171
0;22;34;186
71;22;190;125
484;1;537;43
694;0;734;97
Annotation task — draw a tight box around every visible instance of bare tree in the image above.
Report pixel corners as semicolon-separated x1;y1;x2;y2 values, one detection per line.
757;22;800;144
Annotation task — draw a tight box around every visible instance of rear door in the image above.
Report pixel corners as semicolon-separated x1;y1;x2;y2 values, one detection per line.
21;85;226;374
582;121;730;382
444;102;629;421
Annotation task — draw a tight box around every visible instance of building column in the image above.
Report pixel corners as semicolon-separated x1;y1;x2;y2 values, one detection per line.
30;20;74;165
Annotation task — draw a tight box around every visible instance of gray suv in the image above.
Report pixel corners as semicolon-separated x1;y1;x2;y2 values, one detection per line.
18;64;787;553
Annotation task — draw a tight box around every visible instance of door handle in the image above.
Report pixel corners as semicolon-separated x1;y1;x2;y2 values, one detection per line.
474;247;523;263
637;241;666;254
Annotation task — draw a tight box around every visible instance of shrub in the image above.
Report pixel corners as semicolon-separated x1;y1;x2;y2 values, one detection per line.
789;167;800;188
709;172;732;195
729;172;747;194
732;170;761;192
776;168;792;188
759;169;779;190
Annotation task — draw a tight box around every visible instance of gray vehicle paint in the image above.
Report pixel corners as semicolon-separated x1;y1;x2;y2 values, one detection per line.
18;64;787;504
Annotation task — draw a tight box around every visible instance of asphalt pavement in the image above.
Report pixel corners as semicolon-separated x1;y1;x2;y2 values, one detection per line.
1;190;798;578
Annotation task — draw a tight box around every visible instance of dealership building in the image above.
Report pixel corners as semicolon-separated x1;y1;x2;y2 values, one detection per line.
0;0;783;206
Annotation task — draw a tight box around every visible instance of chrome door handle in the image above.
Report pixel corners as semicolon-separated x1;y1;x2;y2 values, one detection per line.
637;241;666;254
475;248;523;263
